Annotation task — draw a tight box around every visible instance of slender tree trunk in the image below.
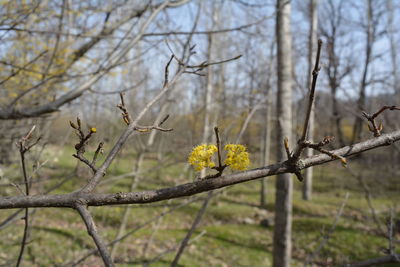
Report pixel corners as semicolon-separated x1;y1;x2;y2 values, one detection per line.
387;0;399;101
273;0;293;266
352;0;373;143
260;90;271;207
202;34;214;145
260;42;275;208
387;0;400;172
303;0;318;201
200;33;214;178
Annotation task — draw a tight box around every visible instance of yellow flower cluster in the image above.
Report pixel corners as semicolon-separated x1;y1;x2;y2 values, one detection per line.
188;143;251;172
188;144;218;171
224;144;250;171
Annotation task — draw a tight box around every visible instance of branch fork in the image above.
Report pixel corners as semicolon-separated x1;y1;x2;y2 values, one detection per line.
201;127;227;180
16;125;40;267
117;93;131;125
363;105;400;137
70;117;103;173
282;39;346;181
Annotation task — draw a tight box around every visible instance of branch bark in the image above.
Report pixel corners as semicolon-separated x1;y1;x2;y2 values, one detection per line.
0;130;399;209
76;205;114;267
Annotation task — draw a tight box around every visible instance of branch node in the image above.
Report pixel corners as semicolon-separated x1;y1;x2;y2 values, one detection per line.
117;92;131;126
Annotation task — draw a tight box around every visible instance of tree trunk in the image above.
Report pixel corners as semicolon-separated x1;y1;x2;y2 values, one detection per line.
273;0;293;266
352;0;373;143
303;0;318;201
200;33;214;178
387;0;399;101
260;41;275;208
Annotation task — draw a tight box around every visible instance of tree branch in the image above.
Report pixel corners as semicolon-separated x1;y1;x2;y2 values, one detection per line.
1;130;400;210
76;205;114;267
344;254;400;267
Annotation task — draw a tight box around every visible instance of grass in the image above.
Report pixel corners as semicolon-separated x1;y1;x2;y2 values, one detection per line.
0;145;399;266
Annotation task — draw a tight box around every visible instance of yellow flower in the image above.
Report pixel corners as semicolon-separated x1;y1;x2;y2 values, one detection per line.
90;127;97;133
224;144;250;171
188;144;218;171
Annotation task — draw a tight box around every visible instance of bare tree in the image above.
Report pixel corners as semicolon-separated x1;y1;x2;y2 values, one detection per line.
319;0;353;146
352;0;382;142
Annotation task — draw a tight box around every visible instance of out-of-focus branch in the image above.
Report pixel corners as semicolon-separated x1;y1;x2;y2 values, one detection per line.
70;118;101;173
0;1;175;120
76;205;114;267
15;126;40;267
65;195;207;266
344;254;400;267
171;191;213;267
305;192;349;266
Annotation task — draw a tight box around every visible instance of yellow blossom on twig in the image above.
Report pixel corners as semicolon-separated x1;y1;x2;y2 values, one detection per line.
224;144;250;171
188;144;218;171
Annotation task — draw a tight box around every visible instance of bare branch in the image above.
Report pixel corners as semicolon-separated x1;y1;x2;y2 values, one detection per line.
292;39;323;159
1;130;400;209
305;192;349;266
117;93;132;126
344;254;400;267
171;191;213;267
363;105;400;137
76;205;114;267
15;125;40;267
66;195;207;266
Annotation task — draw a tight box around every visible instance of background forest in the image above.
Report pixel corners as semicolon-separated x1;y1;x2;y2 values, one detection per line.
0;0;399;266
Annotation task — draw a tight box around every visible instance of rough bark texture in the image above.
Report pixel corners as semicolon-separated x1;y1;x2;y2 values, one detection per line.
273;0;293;266
303;0;318;201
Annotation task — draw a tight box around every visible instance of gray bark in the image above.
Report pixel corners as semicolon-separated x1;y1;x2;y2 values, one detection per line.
0;130;399;209
202;34;214;145
303;0;318;201
387;0;399;101
260;43;274;207
273;0;293;266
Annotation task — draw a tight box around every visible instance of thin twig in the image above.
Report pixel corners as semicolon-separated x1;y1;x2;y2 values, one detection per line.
305;192;349;267
70;117;101;173
163;55;174;88
117;93;131;125
65;195;209;266
16;125;40;267
76;205;114;267
363;105;400;137
171;191;213;267
144;230;206;267
344;254;400;267
293;39;323;160
215;127;223;170
347;168;385;235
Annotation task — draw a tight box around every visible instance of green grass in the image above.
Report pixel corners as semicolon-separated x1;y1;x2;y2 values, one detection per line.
0;145;399;266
